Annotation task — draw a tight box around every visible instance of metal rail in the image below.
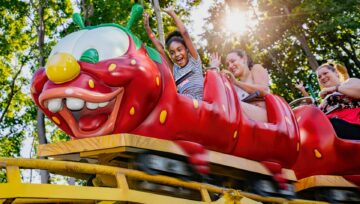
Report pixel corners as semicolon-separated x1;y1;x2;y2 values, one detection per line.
0;157;327;204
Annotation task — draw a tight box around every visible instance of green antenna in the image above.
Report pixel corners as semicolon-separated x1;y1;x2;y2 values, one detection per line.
126;4;144;30
73;13;85;29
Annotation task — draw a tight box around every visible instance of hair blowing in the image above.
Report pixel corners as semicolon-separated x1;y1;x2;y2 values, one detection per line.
229;49;254;69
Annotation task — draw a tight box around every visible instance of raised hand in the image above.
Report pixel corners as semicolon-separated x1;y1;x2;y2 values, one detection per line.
295;81;305;91
162;6;175;15
143;12;150;28
209;52;221;68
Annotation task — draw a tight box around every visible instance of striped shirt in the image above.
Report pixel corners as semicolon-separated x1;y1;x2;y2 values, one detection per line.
173;54;204;100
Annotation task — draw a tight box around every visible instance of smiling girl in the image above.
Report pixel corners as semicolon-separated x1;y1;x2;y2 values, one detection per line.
163;8;204;100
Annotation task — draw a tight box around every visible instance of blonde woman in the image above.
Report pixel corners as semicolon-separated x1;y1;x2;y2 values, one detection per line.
315;63;359;139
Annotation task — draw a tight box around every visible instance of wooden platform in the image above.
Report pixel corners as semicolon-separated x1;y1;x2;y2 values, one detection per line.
295;175;358;192
38;133;297;181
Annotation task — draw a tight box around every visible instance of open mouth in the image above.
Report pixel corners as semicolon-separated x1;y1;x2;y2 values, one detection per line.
39;87;124;138
176;56;185;65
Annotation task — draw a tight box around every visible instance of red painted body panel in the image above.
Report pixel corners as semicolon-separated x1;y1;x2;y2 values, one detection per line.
292;105;360;182
31;25;360;186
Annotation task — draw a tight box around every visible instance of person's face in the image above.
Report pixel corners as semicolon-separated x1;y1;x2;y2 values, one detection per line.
169;41;188;67
225;52;247;77
316;66;340;87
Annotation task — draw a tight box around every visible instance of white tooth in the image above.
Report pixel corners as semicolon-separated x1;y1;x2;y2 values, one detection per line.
66;98;85;110
86;102;99;110
99;101;109;108
48;98;63;113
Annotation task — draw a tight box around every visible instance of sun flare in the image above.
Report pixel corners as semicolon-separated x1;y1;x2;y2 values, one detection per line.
224;7;256;34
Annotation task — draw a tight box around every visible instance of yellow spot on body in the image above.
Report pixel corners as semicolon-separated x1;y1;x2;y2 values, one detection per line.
285;116;292;126
222;104;226;112
52;116;60;125
314;149;322;158
88;79;94;88
159;110;167;124
108;63;117;72
129;107;135;116
297;142;300;152
233;131;238;139
156;76;160;86
193;99;199;109
30;87;35;94
130;59;136;65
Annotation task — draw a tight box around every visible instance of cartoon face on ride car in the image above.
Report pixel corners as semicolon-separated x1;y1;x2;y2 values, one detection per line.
31;22;163;138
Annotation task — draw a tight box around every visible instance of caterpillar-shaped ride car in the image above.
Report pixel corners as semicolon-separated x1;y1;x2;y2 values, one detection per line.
31;5;360;203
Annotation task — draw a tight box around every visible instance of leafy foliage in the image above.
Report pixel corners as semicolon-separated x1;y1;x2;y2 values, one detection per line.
0;1;35;158
0;0;73;182
201;0;360;102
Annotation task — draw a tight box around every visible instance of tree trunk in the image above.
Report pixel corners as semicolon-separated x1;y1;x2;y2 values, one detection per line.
267;50;283;72
283;6;319;71
36;2;50;184
81;0;93;26
152;0;165;46
295;32;319;71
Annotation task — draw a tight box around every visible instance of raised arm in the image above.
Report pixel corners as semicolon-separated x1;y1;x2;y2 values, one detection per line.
143;12;173;71
295;81;310;97
163;8;198;60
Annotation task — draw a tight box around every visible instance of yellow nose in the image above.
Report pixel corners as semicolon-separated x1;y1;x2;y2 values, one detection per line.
45;53;80;84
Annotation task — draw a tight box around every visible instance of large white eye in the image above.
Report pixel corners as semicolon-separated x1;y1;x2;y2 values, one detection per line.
49;30;87;57
49;27;130;62
73;27;130;61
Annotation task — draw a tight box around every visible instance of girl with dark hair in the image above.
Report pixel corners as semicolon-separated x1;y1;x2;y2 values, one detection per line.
164;8;204;100
210;50;270;122
316;63;360;140
143;8;204;100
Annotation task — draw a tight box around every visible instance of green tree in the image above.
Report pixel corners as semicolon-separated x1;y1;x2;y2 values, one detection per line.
0;0;73;183
201;0;360;102
0;0;36;157
0;0;36;183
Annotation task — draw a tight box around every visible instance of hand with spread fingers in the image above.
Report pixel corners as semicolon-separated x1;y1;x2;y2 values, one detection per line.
162;6;175;15
209;52;221;68
295;81;305;91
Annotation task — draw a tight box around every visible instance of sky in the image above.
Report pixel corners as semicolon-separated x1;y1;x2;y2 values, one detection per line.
187;0;214;45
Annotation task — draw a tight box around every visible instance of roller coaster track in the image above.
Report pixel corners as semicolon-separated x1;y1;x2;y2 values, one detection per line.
0;158;327;204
